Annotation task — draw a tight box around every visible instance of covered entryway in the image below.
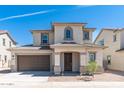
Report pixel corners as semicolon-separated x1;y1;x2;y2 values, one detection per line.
64;53;72;71
17;55;50;71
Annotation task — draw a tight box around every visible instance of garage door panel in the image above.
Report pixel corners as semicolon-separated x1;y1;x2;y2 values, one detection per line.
17;55;50;71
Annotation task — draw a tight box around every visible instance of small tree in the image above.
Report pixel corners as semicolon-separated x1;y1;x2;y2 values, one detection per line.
86;61;97;76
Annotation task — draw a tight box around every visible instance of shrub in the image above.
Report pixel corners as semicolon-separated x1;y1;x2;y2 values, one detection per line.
86;61;97;74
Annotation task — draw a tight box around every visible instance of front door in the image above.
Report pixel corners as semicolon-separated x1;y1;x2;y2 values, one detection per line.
64;53;72;71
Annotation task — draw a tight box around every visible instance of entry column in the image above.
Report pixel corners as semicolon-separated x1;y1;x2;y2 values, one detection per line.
80;52;87;73
54;52;61;75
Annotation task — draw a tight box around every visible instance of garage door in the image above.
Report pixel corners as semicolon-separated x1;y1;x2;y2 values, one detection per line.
17;55;50;71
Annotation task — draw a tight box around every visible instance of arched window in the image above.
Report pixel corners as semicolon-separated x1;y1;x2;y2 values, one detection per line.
64;27;73;40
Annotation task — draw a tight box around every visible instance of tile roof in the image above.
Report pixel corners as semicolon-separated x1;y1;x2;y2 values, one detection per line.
0;30;7;34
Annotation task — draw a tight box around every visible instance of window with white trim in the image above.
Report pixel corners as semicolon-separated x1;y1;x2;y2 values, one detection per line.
89;52;96;61
83;31;90;40
64;27;73;40
41;33;49;44
3;38;5;46
107;55;111;65
113;34;117;42
98;39;104;46
9;41;12;47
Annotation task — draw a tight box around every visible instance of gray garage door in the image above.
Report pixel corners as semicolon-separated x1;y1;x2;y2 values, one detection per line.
17;55;50;71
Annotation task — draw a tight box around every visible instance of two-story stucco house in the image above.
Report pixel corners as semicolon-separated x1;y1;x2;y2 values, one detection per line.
0;30;16;68
9;23;105;74
94;28;124;71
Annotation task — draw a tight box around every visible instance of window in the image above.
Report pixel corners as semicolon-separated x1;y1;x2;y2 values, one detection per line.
64;27;73;40
98;39;104;46
89;52;96;61
12;55;15;60
0;55;1;61
3;38;5;46
4;55;7;63
66;30;71;39
113;34;117;42
9;41;12;47
41;33;49;44
107;55;111;65
83;31;89;40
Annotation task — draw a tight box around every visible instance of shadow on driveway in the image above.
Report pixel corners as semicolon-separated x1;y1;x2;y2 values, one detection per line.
61;72;80;76
18;71;52;77
19;71;80;77
105;70;124;76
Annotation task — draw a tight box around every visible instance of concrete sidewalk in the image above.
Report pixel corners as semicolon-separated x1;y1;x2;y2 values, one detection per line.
0;82;124;88
41;82;124;88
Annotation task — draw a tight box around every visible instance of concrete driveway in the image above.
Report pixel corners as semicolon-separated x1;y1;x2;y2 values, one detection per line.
0;71;51;88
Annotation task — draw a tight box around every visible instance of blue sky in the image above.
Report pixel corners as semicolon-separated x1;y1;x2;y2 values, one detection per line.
0;5;124;45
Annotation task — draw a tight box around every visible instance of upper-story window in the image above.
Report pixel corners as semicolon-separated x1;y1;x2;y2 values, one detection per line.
3;38;5;46
64;27;73;40
113;34;117;42
41;33;49;45
4;55;7;62
83;31;89;40
98;39;104;46
0;55;1;61
9;41;12;47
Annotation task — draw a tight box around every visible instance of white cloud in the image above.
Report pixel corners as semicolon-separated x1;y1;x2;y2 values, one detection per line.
0;9;55;21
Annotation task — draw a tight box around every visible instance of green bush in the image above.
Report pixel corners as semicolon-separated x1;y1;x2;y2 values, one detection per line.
86;61;97;74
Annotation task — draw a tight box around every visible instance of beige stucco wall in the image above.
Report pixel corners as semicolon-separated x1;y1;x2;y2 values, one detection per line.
108;31;124;71
54;46;103;68
32;31;54;46
10;49;53;72
108;52;124;71
95;30;113;47
72;52;80;72
0;34;16;68
32;32;41;46
11;45;104;73
54;25;81;44
54;25;92;44
32;25;93;46
95;29;124;71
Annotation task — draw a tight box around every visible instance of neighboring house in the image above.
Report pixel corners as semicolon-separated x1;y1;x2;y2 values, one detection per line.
0;30;16;68
94;28;124;71
9;23;105;74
